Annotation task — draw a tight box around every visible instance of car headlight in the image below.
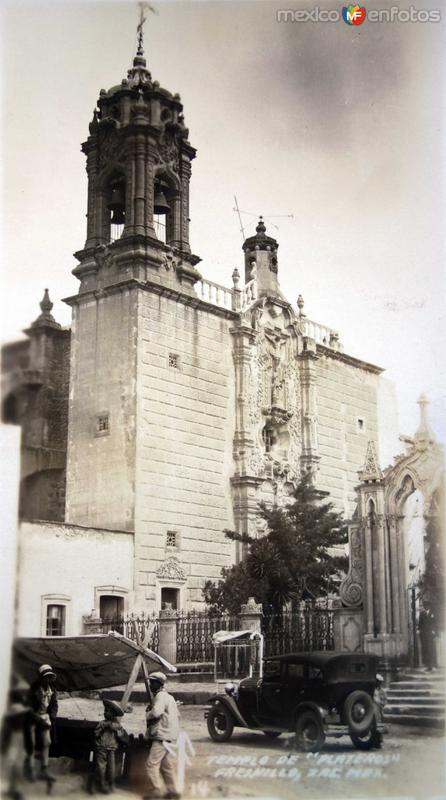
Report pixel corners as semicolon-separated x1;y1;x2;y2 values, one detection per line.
224;682;236;696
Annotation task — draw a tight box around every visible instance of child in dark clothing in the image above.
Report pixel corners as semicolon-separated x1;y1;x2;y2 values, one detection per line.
88;699;128;794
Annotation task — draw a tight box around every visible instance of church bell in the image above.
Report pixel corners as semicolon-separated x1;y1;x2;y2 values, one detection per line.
108;186;126;225
153;189;170;215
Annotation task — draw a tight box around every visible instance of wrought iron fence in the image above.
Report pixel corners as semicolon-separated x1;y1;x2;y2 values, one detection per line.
99;613;159;651
176;611;240;663
261;603;334;656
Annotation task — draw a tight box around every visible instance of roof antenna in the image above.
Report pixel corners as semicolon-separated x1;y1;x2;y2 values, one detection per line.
234;195;246;241
233;198;294;238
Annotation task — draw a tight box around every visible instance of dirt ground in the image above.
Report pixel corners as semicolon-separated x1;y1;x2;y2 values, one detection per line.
2;704;444;800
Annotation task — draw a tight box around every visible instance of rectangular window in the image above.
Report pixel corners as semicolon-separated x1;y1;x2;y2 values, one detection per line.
46;604;66;636
357;417;365;432
264;659;280;679
168;353;179;369
287;663;305;680
166;531;177;548
95;413;110;436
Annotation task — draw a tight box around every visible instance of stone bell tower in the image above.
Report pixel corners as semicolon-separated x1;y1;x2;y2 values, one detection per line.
64;36;203;532
72;36;201;295
63;32;236;611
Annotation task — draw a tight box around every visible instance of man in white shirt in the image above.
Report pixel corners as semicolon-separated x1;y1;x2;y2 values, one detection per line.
145;671;180;799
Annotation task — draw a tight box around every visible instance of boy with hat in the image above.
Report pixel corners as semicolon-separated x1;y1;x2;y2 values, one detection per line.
145;672;180;799
24;664;58;783
88;699;128;794
371;673;386;749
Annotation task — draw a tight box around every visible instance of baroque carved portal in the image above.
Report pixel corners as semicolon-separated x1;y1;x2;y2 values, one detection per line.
237;300;302;487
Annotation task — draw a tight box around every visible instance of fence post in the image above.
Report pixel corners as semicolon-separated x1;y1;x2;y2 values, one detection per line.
158;605;178;664
239;597;263;633
82;609;103;634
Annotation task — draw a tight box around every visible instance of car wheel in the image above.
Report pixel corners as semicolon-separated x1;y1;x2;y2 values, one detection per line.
207;704;234;742
350;725;382;750
343;691;375;735
295;710;325;753
262;731;282;739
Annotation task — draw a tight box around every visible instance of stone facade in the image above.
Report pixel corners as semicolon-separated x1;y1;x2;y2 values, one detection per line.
2;40;398;632
1;291;70;522
340;399;444;663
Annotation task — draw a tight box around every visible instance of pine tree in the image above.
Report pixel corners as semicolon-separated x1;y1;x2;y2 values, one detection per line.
203;474;348;614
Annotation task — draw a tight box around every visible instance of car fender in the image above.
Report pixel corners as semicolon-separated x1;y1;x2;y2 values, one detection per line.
208;694;249;729
294;701;328;725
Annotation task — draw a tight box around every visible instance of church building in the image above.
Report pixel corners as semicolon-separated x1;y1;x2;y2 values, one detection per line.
2;38;396;637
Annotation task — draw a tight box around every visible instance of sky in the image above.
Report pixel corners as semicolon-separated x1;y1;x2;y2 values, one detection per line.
1;0;445;455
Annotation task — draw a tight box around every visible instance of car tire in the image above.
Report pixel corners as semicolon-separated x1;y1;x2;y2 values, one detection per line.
350;724;382;750
262;731;282;739
343;691;375;735
295;710;325;753
207;704;234;742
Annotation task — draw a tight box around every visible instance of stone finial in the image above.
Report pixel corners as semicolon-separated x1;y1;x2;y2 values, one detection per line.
40;288;53;314
240;596;262;614
30;289;61;330
329;331;340;350
358;441;382;482
232;268;240;288
297;294;305;315
89;109;99;134
256;216;266;236
414;393;435;445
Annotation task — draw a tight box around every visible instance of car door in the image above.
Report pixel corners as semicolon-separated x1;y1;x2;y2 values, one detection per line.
256;659;284;724
280;661;308;725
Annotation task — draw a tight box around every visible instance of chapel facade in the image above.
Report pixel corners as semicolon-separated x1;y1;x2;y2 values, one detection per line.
2;43;393;635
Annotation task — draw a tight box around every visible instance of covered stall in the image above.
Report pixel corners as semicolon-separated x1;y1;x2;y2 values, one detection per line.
212;630;263;688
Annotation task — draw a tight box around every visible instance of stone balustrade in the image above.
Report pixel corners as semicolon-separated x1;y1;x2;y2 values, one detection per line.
240;278;257;309
196;278;234;310
302;317;341;350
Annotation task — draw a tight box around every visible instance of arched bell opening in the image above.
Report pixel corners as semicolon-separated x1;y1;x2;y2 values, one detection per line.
106;172;126;243
153;175;177;245
152;167;181;247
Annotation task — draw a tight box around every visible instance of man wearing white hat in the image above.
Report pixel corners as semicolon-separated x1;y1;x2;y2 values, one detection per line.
24;664;58;782
145;672;180;799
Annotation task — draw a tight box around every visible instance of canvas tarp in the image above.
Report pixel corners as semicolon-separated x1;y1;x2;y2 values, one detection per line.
13;631;176;692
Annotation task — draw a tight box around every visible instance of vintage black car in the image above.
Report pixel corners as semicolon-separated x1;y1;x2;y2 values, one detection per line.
205;652;387;751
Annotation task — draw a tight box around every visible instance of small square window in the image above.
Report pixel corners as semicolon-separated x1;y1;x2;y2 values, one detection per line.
95;413;110;436
357;417;365;432
166;531;177;548
168;353;180;369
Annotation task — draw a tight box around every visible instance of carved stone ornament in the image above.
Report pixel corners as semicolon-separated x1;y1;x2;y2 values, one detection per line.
94;245;114;270
240;596;262;614
161;251;178;271
156;557;186;582
339;527;364;607
359;440;382;481
97;129;124;172
240;316;301;484
158;132;180;174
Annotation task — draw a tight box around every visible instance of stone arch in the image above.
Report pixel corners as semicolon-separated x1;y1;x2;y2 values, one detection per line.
153;165;181;244
97;165;127;243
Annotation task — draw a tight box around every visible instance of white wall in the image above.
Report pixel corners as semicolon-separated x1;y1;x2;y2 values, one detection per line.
378;376;401;469
16;521;134;636
0;424;21;715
